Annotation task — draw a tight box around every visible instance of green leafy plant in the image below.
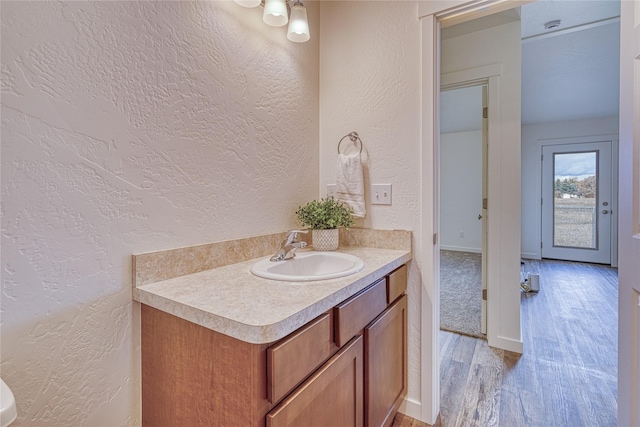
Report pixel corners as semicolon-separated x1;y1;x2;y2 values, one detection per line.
295;198;355;230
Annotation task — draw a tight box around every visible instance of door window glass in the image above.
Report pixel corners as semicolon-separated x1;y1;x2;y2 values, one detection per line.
553;151;598;249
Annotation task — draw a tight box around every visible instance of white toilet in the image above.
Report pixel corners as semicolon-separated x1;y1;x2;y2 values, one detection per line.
0;379;17;427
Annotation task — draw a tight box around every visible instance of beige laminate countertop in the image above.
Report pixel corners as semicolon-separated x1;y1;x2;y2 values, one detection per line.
133;246;411;344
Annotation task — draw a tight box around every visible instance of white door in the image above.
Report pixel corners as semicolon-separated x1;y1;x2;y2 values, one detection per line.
618;0;640;424
541;141;613;264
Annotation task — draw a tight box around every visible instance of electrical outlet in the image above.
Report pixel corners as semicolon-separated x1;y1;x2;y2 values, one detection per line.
327;184;337;199
371;184;392;205
459;231;464;238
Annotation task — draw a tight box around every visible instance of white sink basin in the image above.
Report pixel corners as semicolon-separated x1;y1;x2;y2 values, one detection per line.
250;251;365;282
1;379;17;427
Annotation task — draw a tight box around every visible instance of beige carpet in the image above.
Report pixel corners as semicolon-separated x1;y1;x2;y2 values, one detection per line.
440;250;484;338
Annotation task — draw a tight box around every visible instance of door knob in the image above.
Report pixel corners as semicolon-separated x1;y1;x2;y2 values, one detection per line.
602;210;609;214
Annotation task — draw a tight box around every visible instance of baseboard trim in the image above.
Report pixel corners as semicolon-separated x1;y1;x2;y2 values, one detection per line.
490;335;523;354
520;252;540;260
398;397;426;422
440;245;482;253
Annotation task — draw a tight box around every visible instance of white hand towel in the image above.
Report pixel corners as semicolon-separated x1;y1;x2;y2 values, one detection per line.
336;153;366;218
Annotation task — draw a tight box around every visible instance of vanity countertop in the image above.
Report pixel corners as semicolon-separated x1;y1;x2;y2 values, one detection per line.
133;246;411;344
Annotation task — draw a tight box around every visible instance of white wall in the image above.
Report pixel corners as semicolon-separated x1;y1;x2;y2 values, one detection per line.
440;131;483;252
521;116;619;259
319;0;423;413
0;2;319;425
441;21;523;353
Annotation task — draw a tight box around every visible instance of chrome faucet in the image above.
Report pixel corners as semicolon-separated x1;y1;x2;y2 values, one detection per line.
270;230;308;262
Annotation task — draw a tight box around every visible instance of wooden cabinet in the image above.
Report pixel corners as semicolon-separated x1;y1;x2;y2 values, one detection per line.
267;313;333;404
141;263;408;427
365;295;408;427
386;264;407;304
141;304;271;427
334;277;387;347
267;336;363;427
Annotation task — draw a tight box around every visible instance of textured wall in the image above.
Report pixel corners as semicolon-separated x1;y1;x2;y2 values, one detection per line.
318;1;422;407
1;1;319;425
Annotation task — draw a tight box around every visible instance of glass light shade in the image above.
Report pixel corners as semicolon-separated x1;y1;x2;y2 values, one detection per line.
287;3;310;42
234;0;261;7
263;0;288;27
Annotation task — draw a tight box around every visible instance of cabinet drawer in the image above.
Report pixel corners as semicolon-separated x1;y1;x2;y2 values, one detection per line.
267;312;332;404
387;265;407;304
334;278;387;347
266;335;364;427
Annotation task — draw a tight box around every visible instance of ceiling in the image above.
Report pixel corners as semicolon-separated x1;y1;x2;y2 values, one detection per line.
441;0;621;132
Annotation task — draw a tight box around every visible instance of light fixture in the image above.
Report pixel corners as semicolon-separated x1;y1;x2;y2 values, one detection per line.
234;0;310;42
234;0;262;8
263;0;288;27
287;1;310;43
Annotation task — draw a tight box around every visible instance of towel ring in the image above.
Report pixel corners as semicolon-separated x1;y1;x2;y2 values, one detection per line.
337;131;363;155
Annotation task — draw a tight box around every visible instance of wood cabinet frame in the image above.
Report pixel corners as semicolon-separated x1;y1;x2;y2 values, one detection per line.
141;264;408;427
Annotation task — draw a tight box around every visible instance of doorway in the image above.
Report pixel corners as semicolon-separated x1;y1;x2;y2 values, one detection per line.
439;84;487;337
419;0;627;424
541;140;615;264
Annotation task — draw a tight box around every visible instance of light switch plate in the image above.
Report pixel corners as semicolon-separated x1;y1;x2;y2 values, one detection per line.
327;184;337;199
371;184;392;205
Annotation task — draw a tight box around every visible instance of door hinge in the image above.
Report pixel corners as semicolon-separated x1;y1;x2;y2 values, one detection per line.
541;241;543;249
482;289;487;300
483;198;488;210
541;153;543;161
433;233;437;245
482;107;488;118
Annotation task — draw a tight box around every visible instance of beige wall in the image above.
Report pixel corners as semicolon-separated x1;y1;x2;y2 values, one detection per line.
319;0;423;411
0;2;319;425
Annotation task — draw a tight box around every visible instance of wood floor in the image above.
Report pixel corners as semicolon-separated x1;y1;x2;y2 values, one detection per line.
392;258;618;427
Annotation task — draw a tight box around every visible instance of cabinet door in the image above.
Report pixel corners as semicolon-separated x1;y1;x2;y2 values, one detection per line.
267;335;363;427
365;295;407;427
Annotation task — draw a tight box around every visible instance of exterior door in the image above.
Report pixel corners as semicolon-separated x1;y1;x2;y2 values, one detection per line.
541;141;613;264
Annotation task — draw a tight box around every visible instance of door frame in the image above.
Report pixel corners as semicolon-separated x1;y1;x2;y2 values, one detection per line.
538;135;619;267
540;139;618;267
439;77;493;336
417;3;527;423
440;64;513;348
419;1;633;425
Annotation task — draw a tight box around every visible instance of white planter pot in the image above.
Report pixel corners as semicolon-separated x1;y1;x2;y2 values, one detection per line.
312;229;339;251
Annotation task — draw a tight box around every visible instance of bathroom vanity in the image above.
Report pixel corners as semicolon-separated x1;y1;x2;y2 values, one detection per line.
133;229;411;427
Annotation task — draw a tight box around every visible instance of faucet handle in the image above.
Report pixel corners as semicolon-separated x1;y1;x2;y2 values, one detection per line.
285;229;308;244
287;229;308;235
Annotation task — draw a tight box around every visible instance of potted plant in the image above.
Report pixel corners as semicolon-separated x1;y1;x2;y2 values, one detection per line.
295;198;355;251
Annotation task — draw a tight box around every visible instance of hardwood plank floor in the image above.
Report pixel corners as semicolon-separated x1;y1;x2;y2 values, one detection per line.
392;259;618;427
